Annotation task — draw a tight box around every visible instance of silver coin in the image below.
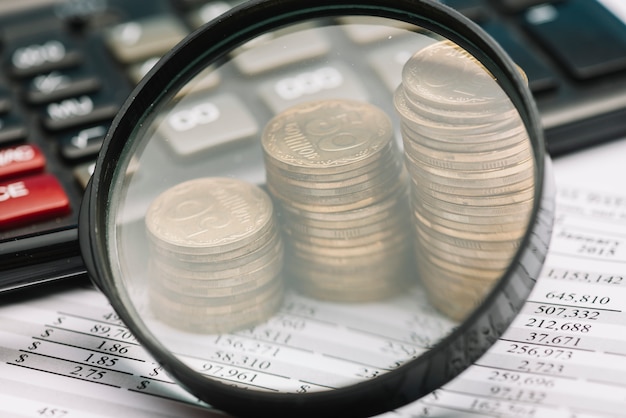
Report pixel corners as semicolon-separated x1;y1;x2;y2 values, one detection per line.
405;144;532;173
266;156;402;196
401;86;518;125
284;222;409;248
416;243;512;271
394;88;522;138
405;159;534;189
399;115;528;146
400;40;508;111
280;211;408;239
262;99;394;175
413;207;528;236
267;160;402;198
413;196;530;225
411;181;535;207
277;184;409;222
288;228;410;257
413;211;526;243
153;228;283;271
152;276;284;308
293;280;406;303
404;151;534;181
410;191;533;219
150;224;281;263
268;171;408;213
415;246;509;279
413;173;535;198
145;177;275;255
150;286;284;333
264;140;399;183
154;240;283;281
401;127;530;156
150;278;284;315
414;206;530;234
154;262;282;297
412;219;522;251
289;249;411;276
412;224;518;261
287;240;411;267
403;135;531;162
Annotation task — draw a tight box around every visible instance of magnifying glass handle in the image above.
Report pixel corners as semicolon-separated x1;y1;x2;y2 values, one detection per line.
0;228;86;292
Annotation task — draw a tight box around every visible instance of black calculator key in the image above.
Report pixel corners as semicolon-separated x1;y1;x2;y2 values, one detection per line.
26;71;102;105
59;125;107;161
481;21;558;93
7;38;83;78
522;0;626;80
0;113;27;145
41;94;118;131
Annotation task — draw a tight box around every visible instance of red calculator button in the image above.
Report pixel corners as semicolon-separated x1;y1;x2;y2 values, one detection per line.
0;174;70;228
0;144;46;180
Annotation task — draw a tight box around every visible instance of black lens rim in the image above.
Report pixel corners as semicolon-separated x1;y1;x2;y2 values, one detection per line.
79;0;550;416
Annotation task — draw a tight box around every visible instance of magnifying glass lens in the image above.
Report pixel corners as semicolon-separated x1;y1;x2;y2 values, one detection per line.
80;2;553;416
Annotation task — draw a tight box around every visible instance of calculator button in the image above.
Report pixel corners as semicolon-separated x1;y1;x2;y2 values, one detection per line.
0;114;28;145
42;95;118;131
0;144;45;180
8;38;82;78
59;125;107;161
258;62;369;114
480;21;558;93
0;174;70;229
104;15;189;64
522;0;626;80
159;93;258;157
26;71;101;105
232;25;330;75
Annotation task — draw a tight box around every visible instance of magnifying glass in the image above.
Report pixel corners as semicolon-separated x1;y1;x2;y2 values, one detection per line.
78;0;555;416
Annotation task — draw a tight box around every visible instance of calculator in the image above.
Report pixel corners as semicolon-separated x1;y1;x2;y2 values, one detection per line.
1;0;626;291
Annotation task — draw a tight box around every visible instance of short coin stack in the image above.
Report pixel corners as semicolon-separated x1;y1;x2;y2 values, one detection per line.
262;99;412;302
144;177;284;333
394;40;535;320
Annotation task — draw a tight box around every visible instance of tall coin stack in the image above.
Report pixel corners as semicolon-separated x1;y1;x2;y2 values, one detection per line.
144;177;284;333
262;99;412;302
393;41;534;320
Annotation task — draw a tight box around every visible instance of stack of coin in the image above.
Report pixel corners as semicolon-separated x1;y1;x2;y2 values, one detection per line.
262;99;412;302
393;40;534;320
144;177;284;333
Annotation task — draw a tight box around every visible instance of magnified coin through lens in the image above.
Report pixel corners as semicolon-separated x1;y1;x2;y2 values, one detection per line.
78;0;555;416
